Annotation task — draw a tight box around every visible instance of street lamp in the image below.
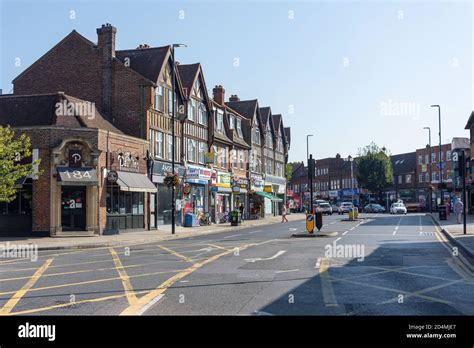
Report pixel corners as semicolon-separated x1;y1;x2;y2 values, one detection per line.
306;134;313;160
431;105;443;206
344;155;354;205
423;126;432;213
171;43;187;235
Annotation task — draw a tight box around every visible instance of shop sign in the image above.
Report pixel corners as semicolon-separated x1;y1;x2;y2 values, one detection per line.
287;189;294;197
215;171;231;188
68;149;82;167
107;170;118;183
153;161;186;177
232;186;241;193
263;185;273;193
186;165;212;184
250;174;264;191
329;190;338;198
118;152;140;172
264;174;287;186
233;177;248;189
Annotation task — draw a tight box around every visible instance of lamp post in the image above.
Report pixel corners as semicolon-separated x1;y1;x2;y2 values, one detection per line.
423;126;432;213
431;105;443;206
171;43;187;235
344;155;354;205
306;134;313;160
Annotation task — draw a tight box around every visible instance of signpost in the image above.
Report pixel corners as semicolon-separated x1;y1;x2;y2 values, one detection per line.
306;213;314;234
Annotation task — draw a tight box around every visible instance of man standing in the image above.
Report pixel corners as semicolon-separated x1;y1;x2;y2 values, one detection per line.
454;198;464;224
239;203;245;222
281;204;289;223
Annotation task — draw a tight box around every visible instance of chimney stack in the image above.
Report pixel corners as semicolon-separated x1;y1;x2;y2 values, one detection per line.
213;85;225;105
229;94;240;102
96;23;117;119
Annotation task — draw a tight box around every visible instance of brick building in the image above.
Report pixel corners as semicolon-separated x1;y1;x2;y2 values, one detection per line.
0;93;155;237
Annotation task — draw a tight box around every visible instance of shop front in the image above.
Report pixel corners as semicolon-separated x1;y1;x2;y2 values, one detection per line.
210;170;232;223
249;173;264;219
264;174;287;215
232;176;249;219
183;164;211;217
151;160;186;227
105;151;156;232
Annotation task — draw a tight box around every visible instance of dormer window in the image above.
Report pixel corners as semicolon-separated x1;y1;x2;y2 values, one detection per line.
236;119;243;138
229;115;235;129
198;104;207;125
216;110;224;132
154;85;164;112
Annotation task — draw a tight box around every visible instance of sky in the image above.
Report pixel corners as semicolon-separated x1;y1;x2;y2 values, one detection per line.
0;0;472;163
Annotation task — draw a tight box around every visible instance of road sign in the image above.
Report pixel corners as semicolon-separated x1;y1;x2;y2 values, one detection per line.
306;213;314;234
315;212;323;231
437;162;445;169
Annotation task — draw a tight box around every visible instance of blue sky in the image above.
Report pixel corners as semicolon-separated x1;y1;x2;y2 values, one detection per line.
0;0;472;163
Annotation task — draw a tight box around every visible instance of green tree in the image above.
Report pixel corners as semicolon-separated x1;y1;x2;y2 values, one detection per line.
356;142;393;203
285;163;295;182
0;126;40;202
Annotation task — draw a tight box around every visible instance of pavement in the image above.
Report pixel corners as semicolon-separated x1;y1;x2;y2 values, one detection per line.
0;213;305;251
0;212;473;316
430;212;474;258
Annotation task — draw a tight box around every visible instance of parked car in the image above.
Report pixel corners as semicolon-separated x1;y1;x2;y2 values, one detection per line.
331;204;339;213
364;203;386;213
338;202;354;215
317;203;333;215
390;202;407;215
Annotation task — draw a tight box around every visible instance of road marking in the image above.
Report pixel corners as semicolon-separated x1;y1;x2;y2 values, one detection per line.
248;230;262;234
120;243;256;315
275;269;299;274
289;228;298;231
334;237;342;243
0;258;53;315
223;234;242;239
394;226;399;231
109;248;138;305
349;227;355;231
330;221;336;225
136;294;164;315
245;250;286;263
319;258;340;308
392;230;397;235
157;245;194;263
342;231;348;236
253;310;274;316
206;244;234;252
315;257;322;269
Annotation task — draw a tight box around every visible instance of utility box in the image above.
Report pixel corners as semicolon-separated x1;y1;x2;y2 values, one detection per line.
438;205;447;221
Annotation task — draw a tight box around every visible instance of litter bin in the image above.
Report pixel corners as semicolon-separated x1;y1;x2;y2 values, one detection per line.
349;208;355;220
438;205;447;221
230;210;240;227
184;213;196;227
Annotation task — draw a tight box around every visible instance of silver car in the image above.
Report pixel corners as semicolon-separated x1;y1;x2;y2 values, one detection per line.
317;203;333;215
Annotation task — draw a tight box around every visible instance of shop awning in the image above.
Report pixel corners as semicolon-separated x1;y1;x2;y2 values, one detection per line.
255;191;283;202
116;171;157;193
57;167;98;186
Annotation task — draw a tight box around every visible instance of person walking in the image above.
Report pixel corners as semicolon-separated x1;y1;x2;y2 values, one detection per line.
454;198;464;224
281;205;289;223
239;203;245;222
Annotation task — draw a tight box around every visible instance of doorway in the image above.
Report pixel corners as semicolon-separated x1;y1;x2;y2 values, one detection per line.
61;186;86;231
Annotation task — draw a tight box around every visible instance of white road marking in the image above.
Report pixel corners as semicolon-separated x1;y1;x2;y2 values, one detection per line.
223;234;242;239
323;224;328;227
275;269;299;274
394;226;399;231
253;310;274;316
330;221;336;225
334;237;342;243
245;250;287;263
315;257;322;269
136;294;164;315
349;227;355;231
248;230;262;234
289;228;298;231
342;231;348;236
392;230;397;235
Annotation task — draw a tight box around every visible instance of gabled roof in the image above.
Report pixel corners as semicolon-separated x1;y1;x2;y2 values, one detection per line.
284;127;291;147
259;107;271;127
225;105;251;148
176;63;200;96
465;111;474;129
12;30;96;84
211;100;233;146
390;152;416;175
272;114;282;135
225;100;258;120
0;92;122;134
116;46;170;84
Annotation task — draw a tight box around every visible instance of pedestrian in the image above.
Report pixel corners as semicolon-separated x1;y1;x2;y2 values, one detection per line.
239;203;245;221
454;198;464;224
282;205;289;223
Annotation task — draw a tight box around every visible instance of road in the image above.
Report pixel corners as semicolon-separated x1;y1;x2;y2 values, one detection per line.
1;213;474;316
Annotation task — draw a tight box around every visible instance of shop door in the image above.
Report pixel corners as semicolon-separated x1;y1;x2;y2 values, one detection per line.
61;186;86;231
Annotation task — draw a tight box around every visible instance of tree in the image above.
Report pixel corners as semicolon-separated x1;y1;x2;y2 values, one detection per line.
0;126;40;202
355;142;393;203
285;162;298;182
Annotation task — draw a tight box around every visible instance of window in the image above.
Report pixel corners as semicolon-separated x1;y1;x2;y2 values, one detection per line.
188;99;196;121
447;151;451;161
277;138;283;152
236;119;243;138
167;134;173;160
229;115;235;129
398;175;402;184
440;151;444;162
168;89;174;115
266;132;273;147
198;104;207;125
239;150;244;169
221;147;226;167
418;155;422;165
424;154;428;164
254;127;261;145
419;174;423;183
406;174;412;184
216;111;223;132
198;142;205;164
425;172;429;183
213;145;218;165
432;172;437;181
266;158;273;174
155;131;163;158
155;85;164;111
187;139;196;162
150;130;155;157
432;153;436;163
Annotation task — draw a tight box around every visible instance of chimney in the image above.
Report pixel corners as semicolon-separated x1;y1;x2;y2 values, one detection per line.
96;23;117;120
229;94;240;102
213;85;225;105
